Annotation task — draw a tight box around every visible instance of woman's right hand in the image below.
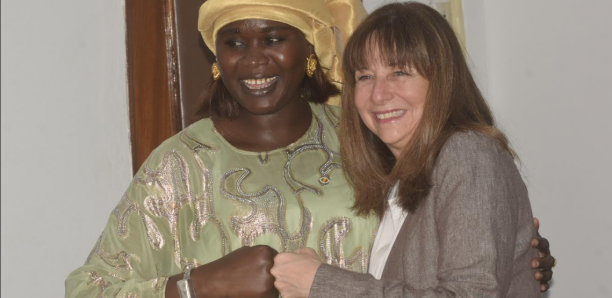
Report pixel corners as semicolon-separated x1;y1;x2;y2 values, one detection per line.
166;245;279;298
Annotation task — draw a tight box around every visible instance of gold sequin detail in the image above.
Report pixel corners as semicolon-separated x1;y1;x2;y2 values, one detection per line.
113;195;137;239
142;214;164;250
87;271;111;298
190;154;231;256
283;116;342;195
152;277;168;293
112;193;164;250
135;150;194;268
179;130;216;153
95;246;133;271
136;147;231;268
221;168;313;251
319;217;368;273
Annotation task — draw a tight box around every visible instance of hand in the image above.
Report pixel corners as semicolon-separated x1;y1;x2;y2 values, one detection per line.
271;247;322;298
192;245;279;298
530;217;555;292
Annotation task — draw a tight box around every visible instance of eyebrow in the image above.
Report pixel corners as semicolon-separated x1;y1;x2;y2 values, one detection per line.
217;26;294;36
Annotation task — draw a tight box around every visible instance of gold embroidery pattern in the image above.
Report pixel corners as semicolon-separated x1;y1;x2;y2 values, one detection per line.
179;130;217;153
283;116;342;195
87;271;112;298
319;217;368;273
190;153;231;256
181;130;231;256
136;147;231;268
142;214;164;250
135;150;193;268
221;168;313;252
112;194;164;250
113;195;137;239
152;277;168;293
95;246;133;271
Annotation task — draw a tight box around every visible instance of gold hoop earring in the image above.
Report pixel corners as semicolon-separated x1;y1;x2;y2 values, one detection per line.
306;54;317;78
211;62;221;81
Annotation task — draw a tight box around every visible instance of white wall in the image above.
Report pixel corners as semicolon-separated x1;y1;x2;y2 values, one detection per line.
0;1;132;297
365;1;612;297
483;2;612;297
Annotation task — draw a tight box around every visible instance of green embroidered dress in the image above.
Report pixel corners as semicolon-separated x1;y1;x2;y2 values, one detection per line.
65;103;379;298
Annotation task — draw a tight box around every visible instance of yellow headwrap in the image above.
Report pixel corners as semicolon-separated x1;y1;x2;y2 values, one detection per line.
198;0;367;106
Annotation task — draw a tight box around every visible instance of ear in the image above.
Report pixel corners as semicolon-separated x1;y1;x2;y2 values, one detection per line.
307;43;315;56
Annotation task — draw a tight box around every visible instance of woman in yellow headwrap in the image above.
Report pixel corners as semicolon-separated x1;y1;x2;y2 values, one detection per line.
65;1;379;298
65;1;553;297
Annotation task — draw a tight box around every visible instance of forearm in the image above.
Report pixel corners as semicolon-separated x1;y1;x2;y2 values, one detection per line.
311;264;497;298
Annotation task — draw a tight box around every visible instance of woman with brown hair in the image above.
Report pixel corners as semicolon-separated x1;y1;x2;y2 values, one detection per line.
272;2;546;297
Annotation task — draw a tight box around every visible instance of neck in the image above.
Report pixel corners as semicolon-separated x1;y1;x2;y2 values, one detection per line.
213;99;313;152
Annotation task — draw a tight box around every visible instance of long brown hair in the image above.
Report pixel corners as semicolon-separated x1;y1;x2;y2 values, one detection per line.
341;2;515;217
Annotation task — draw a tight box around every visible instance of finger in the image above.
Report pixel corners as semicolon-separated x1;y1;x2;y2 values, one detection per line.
530;256;553;269
531;237;550;255
533;217;540;231
533;255;555;269
539;269;553;283
540;283;550;293
273;252;291;264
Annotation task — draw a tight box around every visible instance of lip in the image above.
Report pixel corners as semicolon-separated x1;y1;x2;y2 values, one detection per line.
240;76;279;95
372;109;406;123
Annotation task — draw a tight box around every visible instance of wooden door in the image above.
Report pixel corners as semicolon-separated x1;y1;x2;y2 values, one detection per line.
126;0;212;173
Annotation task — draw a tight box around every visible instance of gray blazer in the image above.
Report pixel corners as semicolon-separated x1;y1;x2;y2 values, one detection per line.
310;131;540;298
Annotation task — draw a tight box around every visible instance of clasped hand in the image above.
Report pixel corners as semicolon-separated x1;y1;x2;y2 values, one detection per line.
271;247;323;298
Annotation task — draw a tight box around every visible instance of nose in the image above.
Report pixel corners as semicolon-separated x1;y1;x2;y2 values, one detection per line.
242;44;268;67
371;77;392;105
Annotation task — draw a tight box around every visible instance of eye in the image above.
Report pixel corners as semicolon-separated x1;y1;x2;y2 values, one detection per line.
393;70;409;76
225;40;245;48
264;37;284;45
356;74;372;81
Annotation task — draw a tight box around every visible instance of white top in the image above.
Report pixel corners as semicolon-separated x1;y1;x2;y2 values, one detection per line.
368;181;408;279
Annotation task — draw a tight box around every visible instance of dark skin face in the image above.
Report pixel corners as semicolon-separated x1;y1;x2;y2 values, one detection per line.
213;19;313;152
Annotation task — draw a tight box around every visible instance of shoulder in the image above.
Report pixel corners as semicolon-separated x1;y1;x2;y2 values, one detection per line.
438;130;508;165
135;118;218;173
433;130;515;181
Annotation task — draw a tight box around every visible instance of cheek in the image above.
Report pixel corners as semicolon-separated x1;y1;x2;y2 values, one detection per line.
354;89;369;119
277;44;307;68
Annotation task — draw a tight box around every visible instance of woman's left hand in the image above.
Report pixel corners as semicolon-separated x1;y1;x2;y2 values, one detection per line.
270;247;322;298
531;217;555;292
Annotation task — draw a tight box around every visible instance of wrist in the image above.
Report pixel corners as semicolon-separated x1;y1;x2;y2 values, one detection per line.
177;265;197;298
191;263;225;298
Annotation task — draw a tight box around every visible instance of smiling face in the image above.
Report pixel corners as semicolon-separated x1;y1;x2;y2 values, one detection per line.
354;46;429;158
215;19;310;116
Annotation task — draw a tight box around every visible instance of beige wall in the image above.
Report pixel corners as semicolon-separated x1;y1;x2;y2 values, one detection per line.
1;0;132;297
